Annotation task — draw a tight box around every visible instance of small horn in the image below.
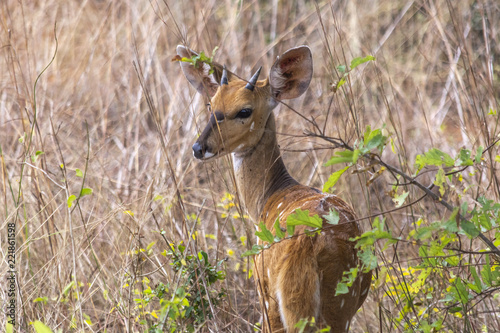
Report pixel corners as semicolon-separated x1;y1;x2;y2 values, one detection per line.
221;65;229;85
245;66;262;91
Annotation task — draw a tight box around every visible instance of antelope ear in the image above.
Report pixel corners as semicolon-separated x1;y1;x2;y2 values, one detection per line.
269;46;313;100
176;45;222;97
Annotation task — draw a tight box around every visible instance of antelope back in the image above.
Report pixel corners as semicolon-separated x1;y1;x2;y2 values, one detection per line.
255;185;371;333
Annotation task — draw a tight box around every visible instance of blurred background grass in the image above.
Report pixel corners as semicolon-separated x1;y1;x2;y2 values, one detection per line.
1;0;499;332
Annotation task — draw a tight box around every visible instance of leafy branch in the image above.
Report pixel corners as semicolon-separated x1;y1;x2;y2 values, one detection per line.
306;130;500;258
172;46;219;74
241;208;338;257
332;55;376;92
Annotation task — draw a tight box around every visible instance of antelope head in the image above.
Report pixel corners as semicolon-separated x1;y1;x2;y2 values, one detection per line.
177;45;313;160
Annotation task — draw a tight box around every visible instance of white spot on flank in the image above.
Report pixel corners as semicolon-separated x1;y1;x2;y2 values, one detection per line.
276;289;287;328
204;151;214;158
362;287;369;296
265;300;269;309
267;268;270;279
345;320;350;331
353;290;357;297
340;299;345;308
277;202;283;209
232;153;243;171
312;278;321;319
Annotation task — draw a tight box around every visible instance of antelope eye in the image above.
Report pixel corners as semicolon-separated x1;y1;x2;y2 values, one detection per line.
235;108;253;119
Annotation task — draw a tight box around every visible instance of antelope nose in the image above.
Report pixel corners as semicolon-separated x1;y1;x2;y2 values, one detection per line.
192;142;204;159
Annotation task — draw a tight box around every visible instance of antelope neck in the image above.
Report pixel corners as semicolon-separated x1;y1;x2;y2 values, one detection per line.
231;113;298;221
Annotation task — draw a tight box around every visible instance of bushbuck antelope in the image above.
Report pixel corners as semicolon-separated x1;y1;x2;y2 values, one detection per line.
177;45;371;332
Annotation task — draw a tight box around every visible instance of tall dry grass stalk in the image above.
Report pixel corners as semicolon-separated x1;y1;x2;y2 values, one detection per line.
1;0;499;332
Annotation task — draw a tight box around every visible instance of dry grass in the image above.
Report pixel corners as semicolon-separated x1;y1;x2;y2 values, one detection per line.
1;0;499;332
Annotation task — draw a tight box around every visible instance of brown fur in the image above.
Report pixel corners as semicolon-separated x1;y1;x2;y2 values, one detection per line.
178;45;371;332
257;186;371;332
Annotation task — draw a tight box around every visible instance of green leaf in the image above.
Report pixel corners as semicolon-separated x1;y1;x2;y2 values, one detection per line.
336;268;359;294
80;188;93;196
273;217;285;240
470;266;483;293
352;217;395;251
241;244;265;257
287;223;296;237
363;125;373;144
75;168;83;177
466;282;481;294
324;155;352;165
358;249;378;271
62;281;75;296
323;208;340;225
415;225;438;240
350;55;375;69
31;150;45;163
255;222;274;243
477;212;492;230
323;166;350;192
455;148;473;167
337;65;346;73
33;321;54;333
198;250;207;264
481;255;493;286
33;296;48;304
442;207;460;233
352;149;360;163
83;313;92;325
336;76;347;90
365;133;385;151
211;46;219;58
454;278;469;305
294;318;308;332
324;150;354;166
434;168;446;196
475;146;483;163
67;195;76;208
460;219;480;238
392;191;409;208
146;241;156;251
286;209;323;229
415;148;455;171
363;126;386;151
335;282;349;295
